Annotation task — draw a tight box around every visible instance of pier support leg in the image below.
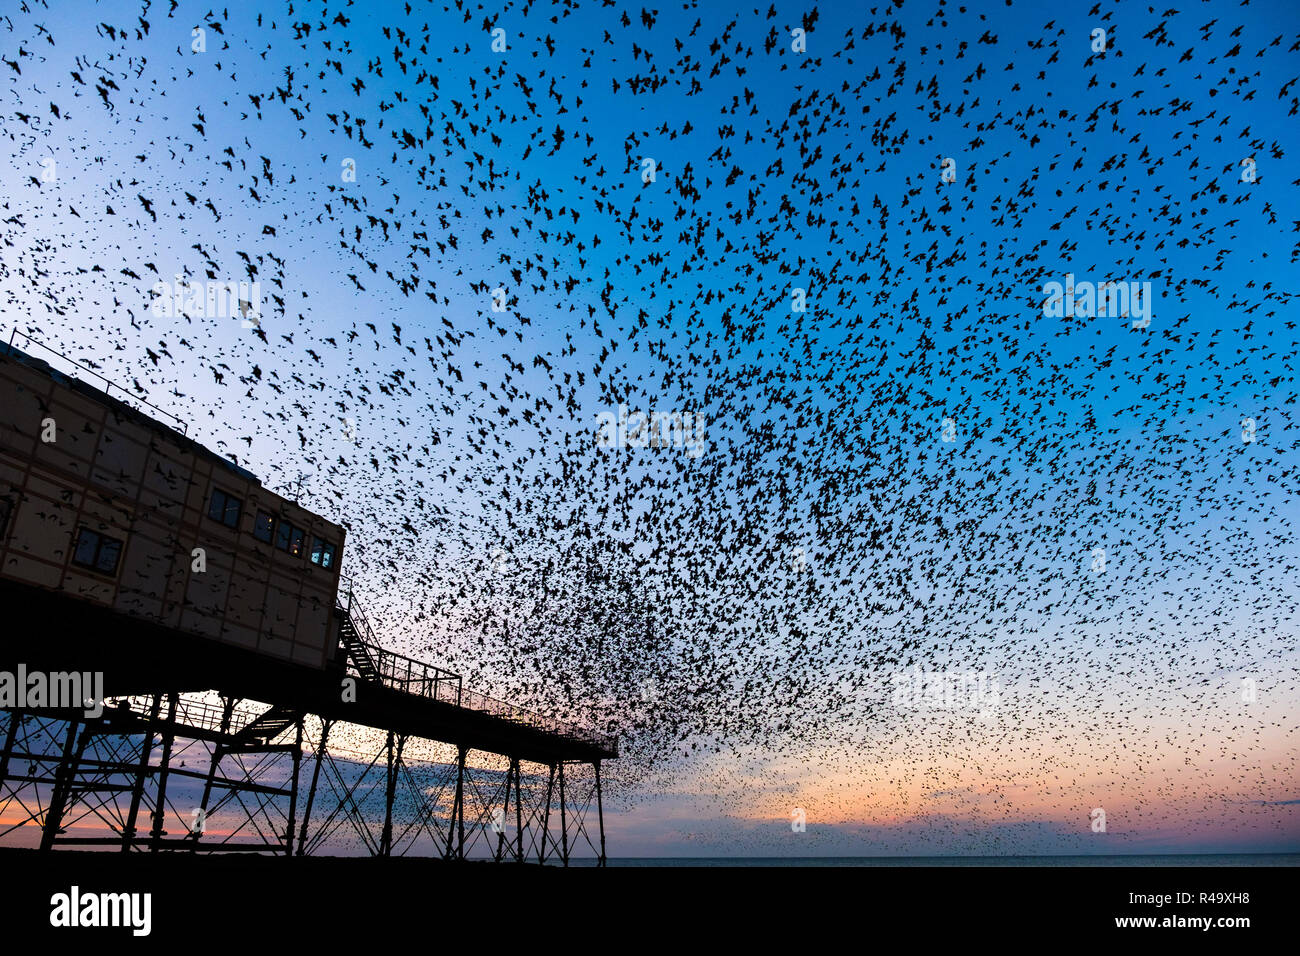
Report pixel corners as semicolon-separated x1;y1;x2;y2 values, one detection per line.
539;764;555;865
193;697;235;851
380;730;395;856
0;709;24;788
194;742;225;847
297;719;332;857
513;757;523;864
445;744;466;860
149;693;179;852
495;756;513;863
39;717;84;852
558;761;569;867
456;745;466;860
380;730;406;856
285;717;304;857
122;695;161;852
595;759;607;867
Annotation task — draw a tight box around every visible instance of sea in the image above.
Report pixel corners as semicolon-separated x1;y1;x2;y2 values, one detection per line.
569;853;1300;867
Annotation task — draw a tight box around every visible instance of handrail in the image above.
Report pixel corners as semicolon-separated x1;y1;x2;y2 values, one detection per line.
334;580;617;754
106;696;262;736
6;329;189;435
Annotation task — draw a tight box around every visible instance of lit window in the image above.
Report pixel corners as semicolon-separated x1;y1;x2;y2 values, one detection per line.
207;488;242;529
275;520;305;558
253;510;275;543
71;527;124;576
310;537;337;569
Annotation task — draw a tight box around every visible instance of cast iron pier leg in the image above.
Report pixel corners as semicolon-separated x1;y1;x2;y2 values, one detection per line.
148;693;179;852
0;709;24;789
558;760;569;867
539;763;555;865
122;695;161;852
297;718;332;857
596;759;607;867
513;757;523;864
39;717;84;852
285;717;304;856
193;696;235;851
445;744;466;860
456;745;466;860
381;729;405;856
495;756;513;863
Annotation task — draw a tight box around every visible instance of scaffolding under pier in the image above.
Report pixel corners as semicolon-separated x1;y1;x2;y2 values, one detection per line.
0;576;616;864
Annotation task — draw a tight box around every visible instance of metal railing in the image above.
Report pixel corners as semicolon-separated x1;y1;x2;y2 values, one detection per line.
458;686;619;753
106;696;260;736
371;645;463;705
335;577;617;754
6;329;189;435
338;578;462;702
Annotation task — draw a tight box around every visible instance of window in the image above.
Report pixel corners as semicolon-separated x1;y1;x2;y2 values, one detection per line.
207;488;242;529
253;510;275;543
275;520;305;558
310;537;337;570
71;527;124;576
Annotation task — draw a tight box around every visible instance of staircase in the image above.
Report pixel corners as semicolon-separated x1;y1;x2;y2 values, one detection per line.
231;704;301;745
339;611;381;684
